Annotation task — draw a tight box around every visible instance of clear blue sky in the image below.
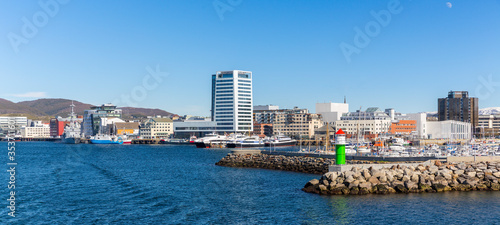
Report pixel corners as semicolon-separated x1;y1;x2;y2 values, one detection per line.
1;0;500;116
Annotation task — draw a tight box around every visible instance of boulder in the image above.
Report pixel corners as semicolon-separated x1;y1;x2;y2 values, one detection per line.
491;183;500;191
394;184;408;193
368;176;381;185
324;172;338;181
359;182;372;189
432;183;447;192
345;175;354;183
362;169;372;179
418;183;432;192
467;172;477;178
492;172;500;178
379;175;388;183
405;181;418;190
350;186;359;195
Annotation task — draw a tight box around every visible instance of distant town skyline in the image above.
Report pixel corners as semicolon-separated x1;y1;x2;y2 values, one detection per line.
1;1;500;116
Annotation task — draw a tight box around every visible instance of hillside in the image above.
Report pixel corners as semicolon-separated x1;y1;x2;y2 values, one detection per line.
17;98;93;117
0;98;175;120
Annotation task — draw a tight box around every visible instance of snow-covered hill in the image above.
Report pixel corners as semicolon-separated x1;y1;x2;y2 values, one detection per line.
479;107;500;115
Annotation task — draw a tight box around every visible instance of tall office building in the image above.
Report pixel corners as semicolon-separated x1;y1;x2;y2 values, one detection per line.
438;91;478;130
211;70;253;133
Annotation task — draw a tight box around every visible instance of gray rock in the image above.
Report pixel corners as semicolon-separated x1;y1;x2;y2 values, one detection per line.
379;175;388;183
454;170;464;175
492;172;500;178
411;174;419;183
359;182;372;189
345;175;354;183
324;172;338;181
467;172;477;178
368;176;381;185
405;181;418;190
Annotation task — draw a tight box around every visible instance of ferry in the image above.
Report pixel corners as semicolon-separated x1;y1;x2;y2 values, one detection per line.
264;135;297;147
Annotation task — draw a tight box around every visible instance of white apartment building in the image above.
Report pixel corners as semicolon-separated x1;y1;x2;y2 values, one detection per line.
21;124;50;138
335;107;391;135
316;102;349;123
426;120;471;140
211;70;253;133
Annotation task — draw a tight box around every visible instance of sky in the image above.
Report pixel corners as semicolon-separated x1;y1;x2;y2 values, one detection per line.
1;0;500;116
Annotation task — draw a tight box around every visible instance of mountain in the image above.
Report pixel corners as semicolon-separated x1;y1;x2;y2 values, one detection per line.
0;98;47;116
17;98;93;117
479;107;500;115
0;98;175;120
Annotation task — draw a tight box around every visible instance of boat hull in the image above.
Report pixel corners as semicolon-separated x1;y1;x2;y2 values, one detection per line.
62;137;81;144
227;143;265;148
90;140;123;144
264;140;297;147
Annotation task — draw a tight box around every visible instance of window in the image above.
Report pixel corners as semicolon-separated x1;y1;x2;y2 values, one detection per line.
239;90;251;93
238;105;251;107
239;87;251;90
216;90;233;93
216;105;233;108
238;73;250;79
217;101;233;104
238;94;251;97
217;123;233;126
239;98;251;100
217;83;233;86
216;97;233;100
238;79;251;83
216;94;233;97
216;87;233;90
217;108;233;111
218;74;233;78
238;83;251;86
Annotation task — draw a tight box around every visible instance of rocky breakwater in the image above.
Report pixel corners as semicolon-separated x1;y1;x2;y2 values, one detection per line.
303;161;500;195
216;153;335;174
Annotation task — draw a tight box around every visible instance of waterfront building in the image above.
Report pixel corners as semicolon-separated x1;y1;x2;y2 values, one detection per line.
477;114;500;137
394;112;428;139
139;117;173;139
316;101;349;124
173;119;217;138
211;70;253;133
272;107;322;138
253;105;282;124
115;122;140;136
389;120;417;135
82;104;122;137
253;123;273;137
335;107;392;138
426;120;471;140
21;123;50;138
0;116;27;135
438;91;478;130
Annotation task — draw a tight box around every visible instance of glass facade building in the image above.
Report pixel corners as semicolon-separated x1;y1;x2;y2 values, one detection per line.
211;70;253;133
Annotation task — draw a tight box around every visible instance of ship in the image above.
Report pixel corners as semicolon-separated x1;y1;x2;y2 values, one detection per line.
61;102;82;144
264;135;297;147
226;136;265;148
89;134;129;144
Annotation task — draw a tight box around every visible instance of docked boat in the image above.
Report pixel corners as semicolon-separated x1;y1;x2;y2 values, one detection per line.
90;134;127;144
194;133;229;148
264;135;297;147
227;136;264;148
61;102;82;144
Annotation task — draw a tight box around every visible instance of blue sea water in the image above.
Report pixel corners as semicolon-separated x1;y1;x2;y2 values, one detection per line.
1;142;500;224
